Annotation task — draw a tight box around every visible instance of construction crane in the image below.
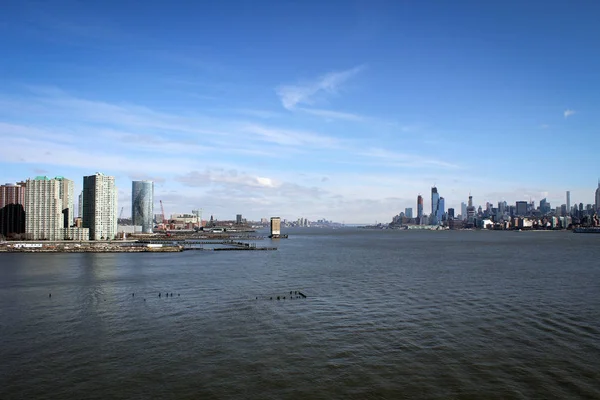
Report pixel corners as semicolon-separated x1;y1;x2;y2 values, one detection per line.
160;200;166;224
119;207;124;221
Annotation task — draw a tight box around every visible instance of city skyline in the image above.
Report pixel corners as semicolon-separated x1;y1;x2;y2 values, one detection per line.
2;173;599;224
1;1;600;223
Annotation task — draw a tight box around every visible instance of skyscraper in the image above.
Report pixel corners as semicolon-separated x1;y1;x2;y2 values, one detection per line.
83;173;117;240
56;176;74;228
132;180;154;233
438;197;445;222
516;201;528;216
0;182;26;238
595;180;600;212
417;195;424;224
78;191;83;218
405;208;413;219
467;195;476;222
461;202;467;220
24;177;64;240
431;187;439;223
566;191;571;216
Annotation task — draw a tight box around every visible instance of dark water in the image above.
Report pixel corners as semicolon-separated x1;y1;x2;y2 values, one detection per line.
1;229;599;399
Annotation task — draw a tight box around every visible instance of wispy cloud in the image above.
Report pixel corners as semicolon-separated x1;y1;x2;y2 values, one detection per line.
358;148;460;169
241;124;340;148
564;109;576;118
275;66;365;121
298;107;364;121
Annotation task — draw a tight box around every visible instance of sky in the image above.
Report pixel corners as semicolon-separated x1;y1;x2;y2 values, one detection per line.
1;0;599;223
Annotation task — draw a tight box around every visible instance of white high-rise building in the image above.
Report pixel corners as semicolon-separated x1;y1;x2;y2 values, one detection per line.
56;176;74;228
25;176;74;240
83;173;117;240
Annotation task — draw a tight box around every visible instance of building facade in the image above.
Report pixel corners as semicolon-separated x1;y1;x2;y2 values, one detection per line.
405;208;413;219
78;191;83;219
24;177;63;240
431;187;440;224
270;217;281;238
595;180;600;212
0;182;26;238
56;177;74;229
83;173;117;240
131;180;154;233
516;201;528;216
417;195;424;224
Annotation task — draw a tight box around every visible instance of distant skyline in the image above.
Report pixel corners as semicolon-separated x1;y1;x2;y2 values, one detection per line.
1;1;599;223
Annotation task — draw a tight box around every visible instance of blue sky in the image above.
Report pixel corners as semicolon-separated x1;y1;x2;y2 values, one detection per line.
1;0;599;223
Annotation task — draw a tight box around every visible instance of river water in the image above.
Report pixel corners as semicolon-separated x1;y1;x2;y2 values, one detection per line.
1;229;599;399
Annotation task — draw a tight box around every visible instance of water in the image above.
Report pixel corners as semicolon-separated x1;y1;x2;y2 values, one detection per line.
1;229;599;399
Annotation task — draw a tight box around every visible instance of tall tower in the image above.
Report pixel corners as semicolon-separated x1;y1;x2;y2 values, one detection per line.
24;177;63;240
431;186;441;224
417;194;424;224
83;173;117;240
56;176;74;228
0;182;26;237
132;181;154;233
467;195;476;222
431;187;439;216
566;191;571;216
595;180;600;212
78;191;83;218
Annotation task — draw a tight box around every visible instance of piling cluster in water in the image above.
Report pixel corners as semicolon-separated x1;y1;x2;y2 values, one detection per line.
257;290;307;301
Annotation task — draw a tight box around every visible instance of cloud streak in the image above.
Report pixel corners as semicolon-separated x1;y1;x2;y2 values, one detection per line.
275;66;365;121
564;109;576;118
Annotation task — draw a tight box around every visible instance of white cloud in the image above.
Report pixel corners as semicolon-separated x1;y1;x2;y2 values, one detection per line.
241;124;340;148
298;107;364;121
564;109;576;118
275;66;365;121
276;66;364;110
358;148;460;169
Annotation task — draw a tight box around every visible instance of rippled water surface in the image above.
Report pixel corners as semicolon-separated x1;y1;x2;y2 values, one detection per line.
1;229;599;399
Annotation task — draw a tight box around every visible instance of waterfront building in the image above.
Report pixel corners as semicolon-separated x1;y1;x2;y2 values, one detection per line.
431;187;440;224
448;208;455;219
24;177;64;240
83;173;117;240
560;204;567;217
405;208;413;219
417;195;424;224
539;198;551;215
461;202;467;221
56;176;74;229
0;182;26;238
78;191;83;218
467;195;476;223
595;180;600;211
438;197;445;222
270;217;281;238
236;214;242;224
131;180;154;233
566;191;571;216
516;201;528;216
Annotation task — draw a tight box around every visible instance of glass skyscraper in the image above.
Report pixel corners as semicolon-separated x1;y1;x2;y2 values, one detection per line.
431;186;441;225
417;195;424;224
132;181;154;233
